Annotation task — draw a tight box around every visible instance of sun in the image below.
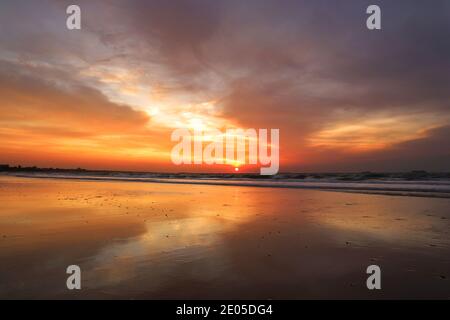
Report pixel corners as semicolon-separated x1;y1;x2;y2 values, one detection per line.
234;167;239;172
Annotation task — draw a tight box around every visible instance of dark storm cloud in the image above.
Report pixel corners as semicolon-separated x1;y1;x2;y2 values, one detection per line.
91;0;450;125
14;0;448;114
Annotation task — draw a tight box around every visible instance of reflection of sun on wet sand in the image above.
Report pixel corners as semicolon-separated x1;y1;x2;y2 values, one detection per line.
0;176;449;299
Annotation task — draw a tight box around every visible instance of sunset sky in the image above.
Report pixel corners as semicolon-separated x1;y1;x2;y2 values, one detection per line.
0;0;449;172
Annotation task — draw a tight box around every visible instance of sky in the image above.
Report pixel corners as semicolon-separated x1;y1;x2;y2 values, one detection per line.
0;0;449;172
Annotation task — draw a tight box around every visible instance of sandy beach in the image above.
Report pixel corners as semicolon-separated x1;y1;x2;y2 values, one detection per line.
0;175;449;299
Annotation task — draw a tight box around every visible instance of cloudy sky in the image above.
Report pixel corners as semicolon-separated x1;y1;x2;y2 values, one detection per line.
0;0;449;172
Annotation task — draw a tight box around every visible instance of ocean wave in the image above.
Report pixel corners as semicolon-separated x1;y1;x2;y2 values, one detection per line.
5;172;450;198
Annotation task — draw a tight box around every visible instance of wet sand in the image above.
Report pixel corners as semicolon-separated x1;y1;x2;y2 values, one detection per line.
0;176;449;299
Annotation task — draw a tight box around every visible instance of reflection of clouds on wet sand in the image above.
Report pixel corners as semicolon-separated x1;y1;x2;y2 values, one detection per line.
311;194;450;248
83;217;234;294
0;176;449;299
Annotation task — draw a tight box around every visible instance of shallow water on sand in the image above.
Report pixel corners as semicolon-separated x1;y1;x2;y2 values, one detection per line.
0;176;449;299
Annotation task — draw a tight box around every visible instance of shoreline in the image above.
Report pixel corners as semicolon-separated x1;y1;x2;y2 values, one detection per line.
3;173;450;199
